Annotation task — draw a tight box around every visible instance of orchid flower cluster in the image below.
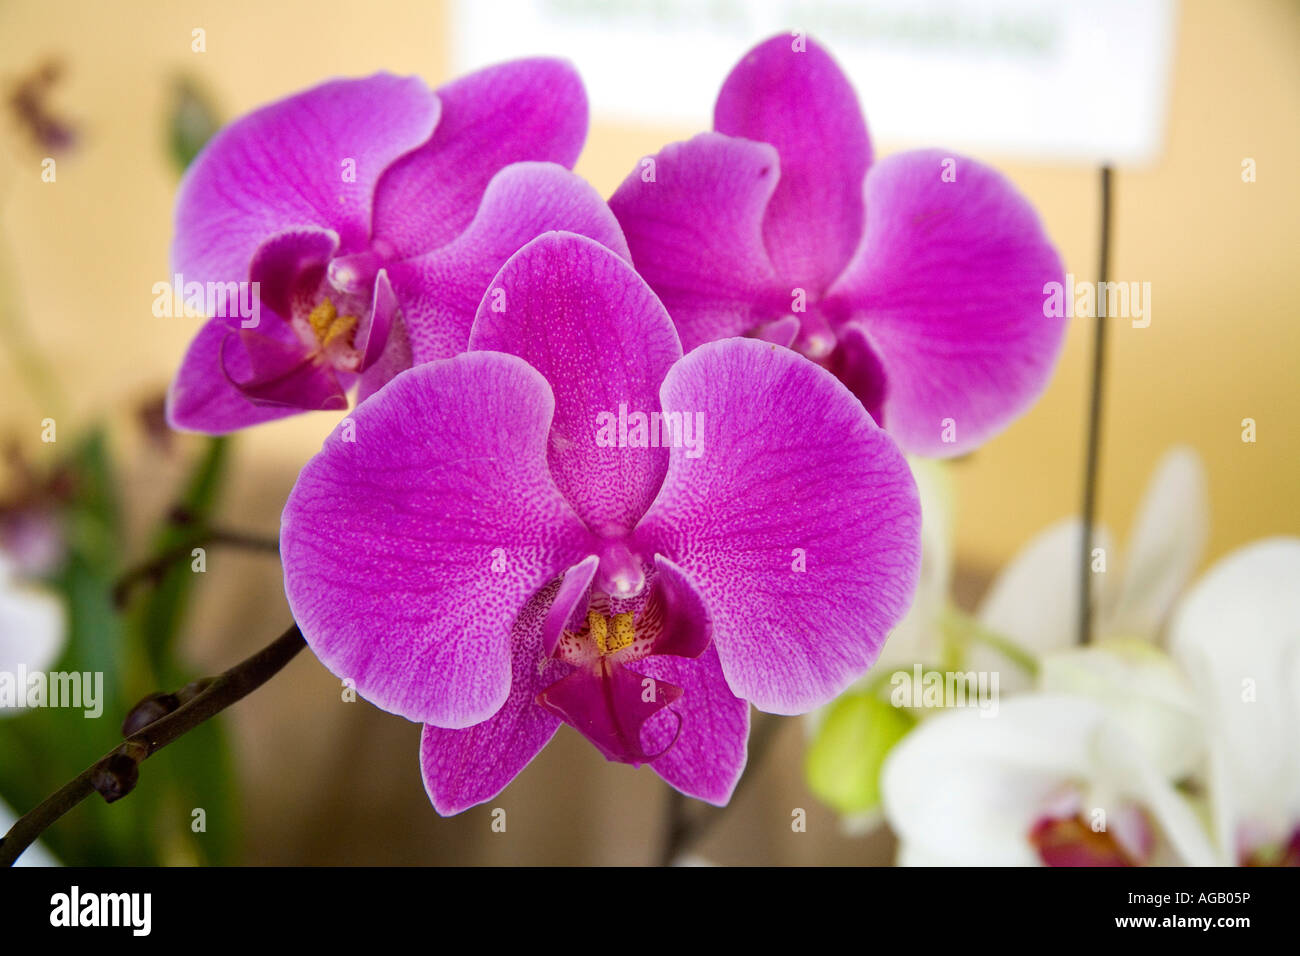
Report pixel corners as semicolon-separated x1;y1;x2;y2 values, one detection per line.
883;529;1300;868
163;35;1068;814
808;448;1300;867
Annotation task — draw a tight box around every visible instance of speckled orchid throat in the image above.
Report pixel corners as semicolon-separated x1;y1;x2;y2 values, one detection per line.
216;235;400;412
537;553;708;766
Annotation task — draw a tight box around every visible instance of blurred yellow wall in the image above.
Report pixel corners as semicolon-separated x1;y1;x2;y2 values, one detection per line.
2;0;1297;576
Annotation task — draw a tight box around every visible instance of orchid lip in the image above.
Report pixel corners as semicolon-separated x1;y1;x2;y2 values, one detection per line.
536;593;685;767
1027;788;1155;867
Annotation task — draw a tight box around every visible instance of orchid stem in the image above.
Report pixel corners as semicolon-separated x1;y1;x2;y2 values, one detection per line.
1078;166;1113;646
0;622;306;867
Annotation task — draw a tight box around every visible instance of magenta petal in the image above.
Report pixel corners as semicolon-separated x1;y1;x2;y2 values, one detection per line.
248;227;338;318
173;74;438;286
420;580;570;816
220;329;346;410
356;269;398;372
609;132;785;352
389;162;630;367
372;60;588;259
167;316;307;433
827;322;888;426
639;645;749;806
824;149;1067;456
281;351;594;727
753;314;800;348
633;339;920;714
639;555;711;660
354;313;412;405
542;555;598;656
469;232;681;537
714;34;872;294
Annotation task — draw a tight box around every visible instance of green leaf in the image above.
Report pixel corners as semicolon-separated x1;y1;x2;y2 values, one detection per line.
805;692;916;816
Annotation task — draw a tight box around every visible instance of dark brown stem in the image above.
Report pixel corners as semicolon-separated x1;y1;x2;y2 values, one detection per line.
112;527;279;607
1079;166;1113;646
0;622;306;866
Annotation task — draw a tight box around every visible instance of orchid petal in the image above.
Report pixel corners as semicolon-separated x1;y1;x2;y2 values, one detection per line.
173;74;438;286
1170;537;1300;858
390;163;630;367
974;519;1114;690
536;661;681;766
355;313;413;406
420;579;569;815
875;458;955;669
246;227;339;318
639;645;749;805
355;269;398;373
714;34;871;294
542;555;598;657
167;316;314;433
372;60;588;259
469;232;680;536
633;338;920;714
824;149;1066;456
1039;641;1202;781
0;573;65;680
281;351;593;727
882;695;1119;866
1093;719;1219;866
219;329;346;411
609;133;784;351
638;555;711;660
1110;447;1209;638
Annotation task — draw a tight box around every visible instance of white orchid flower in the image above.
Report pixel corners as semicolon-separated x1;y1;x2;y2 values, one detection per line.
883;536;1300;867
878;448;1215;866
0;549;66;712
0;546;67;865
1169;537;1300;866
971;446;1208;689
810;448;1208;836
881;692;1217;866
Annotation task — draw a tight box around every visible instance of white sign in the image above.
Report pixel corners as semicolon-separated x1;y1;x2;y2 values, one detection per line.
451;0;1176;166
